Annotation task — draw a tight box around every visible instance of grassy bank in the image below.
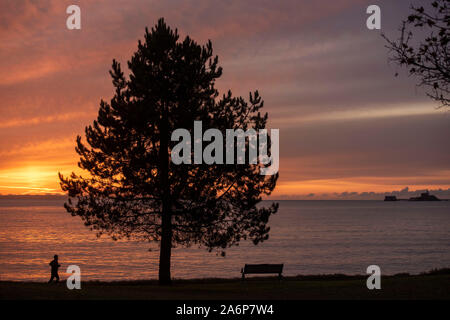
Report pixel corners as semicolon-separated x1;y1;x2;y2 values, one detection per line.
1;270;449;300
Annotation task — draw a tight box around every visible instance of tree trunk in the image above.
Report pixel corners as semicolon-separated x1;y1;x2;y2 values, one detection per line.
158;210;172;285
158;109;172;285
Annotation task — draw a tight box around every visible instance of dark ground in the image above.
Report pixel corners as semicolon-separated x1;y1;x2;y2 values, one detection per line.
1;269;449;300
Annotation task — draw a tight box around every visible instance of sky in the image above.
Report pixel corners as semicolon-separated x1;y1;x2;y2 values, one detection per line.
0;0;449;199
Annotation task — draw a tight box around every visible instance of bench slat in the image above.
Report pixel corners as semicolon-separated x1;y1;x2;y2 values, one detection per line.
242;264;283;274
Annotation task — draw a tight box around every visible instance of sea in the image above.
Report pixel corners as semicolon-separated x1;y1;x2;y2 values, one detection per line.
0;199;449;281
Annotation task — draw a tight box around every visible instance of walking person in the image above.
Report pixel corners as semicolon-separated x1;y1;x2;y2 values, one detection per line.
48;254;61;283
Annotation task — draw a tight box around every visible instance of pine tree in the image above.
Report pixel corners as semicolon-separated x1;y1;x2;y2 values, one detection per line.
59;18;278;285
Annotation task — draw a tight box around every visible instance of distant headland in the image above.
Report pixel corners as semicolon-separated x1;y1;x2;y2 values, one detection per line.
384;191;444;202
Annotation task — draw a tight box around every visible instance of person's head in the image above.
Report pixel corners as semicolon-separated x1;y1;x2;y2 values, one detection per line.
54;254;58;260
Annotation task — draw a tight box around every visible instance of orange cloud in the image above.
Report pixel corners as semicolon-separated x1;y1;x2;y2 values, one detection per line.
0;112;95;129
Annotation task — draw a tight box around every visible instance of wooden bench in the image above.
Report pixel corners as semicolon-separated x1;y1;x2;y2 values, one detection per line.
241;264;284;280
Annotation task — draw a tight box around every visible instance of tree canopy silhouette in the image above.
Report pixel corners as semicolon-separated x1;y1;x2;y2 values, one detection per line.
383;0;450;107
59;18;278;285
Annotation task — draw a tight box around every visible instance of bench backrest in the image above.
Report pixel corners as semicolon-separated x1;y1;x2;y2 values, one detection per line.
243;264;283;274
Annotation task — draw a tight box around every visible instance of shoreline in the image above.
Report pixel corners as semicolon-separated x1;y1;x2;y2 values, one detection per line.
2;267;449;284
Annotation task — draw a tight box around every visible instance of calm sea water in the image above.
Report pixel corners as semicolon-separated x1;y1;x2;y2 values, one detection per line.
0;199;449;281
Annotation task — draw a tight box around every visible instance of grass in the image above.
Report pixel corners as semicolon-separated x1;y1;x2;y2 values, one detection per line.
1;269;449;300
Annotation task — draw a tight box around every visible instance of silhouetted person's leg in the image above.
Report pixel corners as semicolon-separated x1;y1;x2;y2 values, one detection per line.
48;273;59;283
